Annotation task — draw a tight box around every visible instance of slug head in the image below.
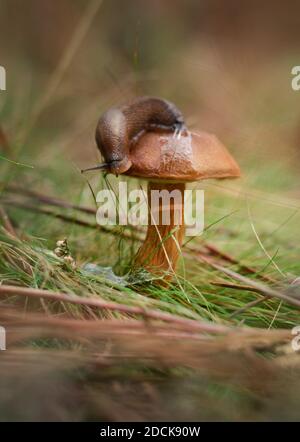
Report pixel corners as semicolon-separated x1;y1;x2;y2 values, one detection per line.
81;157;132;175
91;108;132;175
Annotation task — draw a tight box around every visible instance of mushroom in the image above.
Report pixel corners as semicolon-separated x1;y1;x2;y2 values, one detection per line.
83;128;240;283
122;130;240;281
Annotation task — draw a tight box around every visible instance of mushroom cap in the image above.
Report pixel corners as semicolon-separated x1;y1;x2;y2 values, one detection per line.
125;130;240;182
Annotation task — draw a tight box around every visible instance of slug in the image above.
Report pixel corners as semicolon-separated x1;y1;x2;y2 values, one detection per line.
94;96;186;175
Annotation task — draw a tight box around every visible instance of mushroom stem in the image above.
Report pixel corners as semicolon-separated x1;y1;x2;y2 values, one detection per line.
134;181;185;280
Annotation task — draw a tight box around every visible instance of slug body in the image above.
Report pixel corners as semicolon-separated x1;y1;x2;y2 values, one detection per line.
95;97;186;175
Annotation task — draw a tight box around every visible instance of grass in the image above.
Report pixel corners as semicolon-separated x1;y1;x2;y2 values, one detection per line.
1;156;299;328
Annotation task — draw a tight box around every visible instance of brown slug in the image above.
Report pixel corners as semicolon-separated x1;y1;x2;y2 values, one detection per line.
93;96;186;175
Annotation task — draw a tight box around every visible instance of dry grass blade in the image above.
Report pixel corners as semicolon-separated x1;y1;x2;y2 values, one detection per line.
191;252;300;309
0;305;291;352
229;297;269;318
2;308;212;343
0;284;231;334
211;281;265;293
1;199;142;241
188;242;276;283
211;281;270;316
5;184;96;214
0;206;17;236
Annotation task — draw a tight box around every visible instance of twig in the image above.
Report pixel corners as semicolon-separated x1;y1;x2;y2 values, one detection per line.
0;284;231;335
1;306;291;354
211;281;270;317
229;297;270;319
191;252;300;309
188;242;278;314
0;199;142;241
5;184;96;214
211;281;265;294
3;309;211;341
4;184;146;235
188;243;276;283
188;241;277;315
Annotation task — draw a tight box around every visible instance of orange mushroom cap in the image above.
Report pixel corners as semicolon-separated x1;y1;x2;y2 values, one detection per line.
125;130;240;182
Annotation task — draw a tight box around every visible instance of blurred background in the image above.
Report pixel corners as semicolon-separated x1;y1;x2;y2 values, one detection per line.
1;0;300;165
0;0;300;422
